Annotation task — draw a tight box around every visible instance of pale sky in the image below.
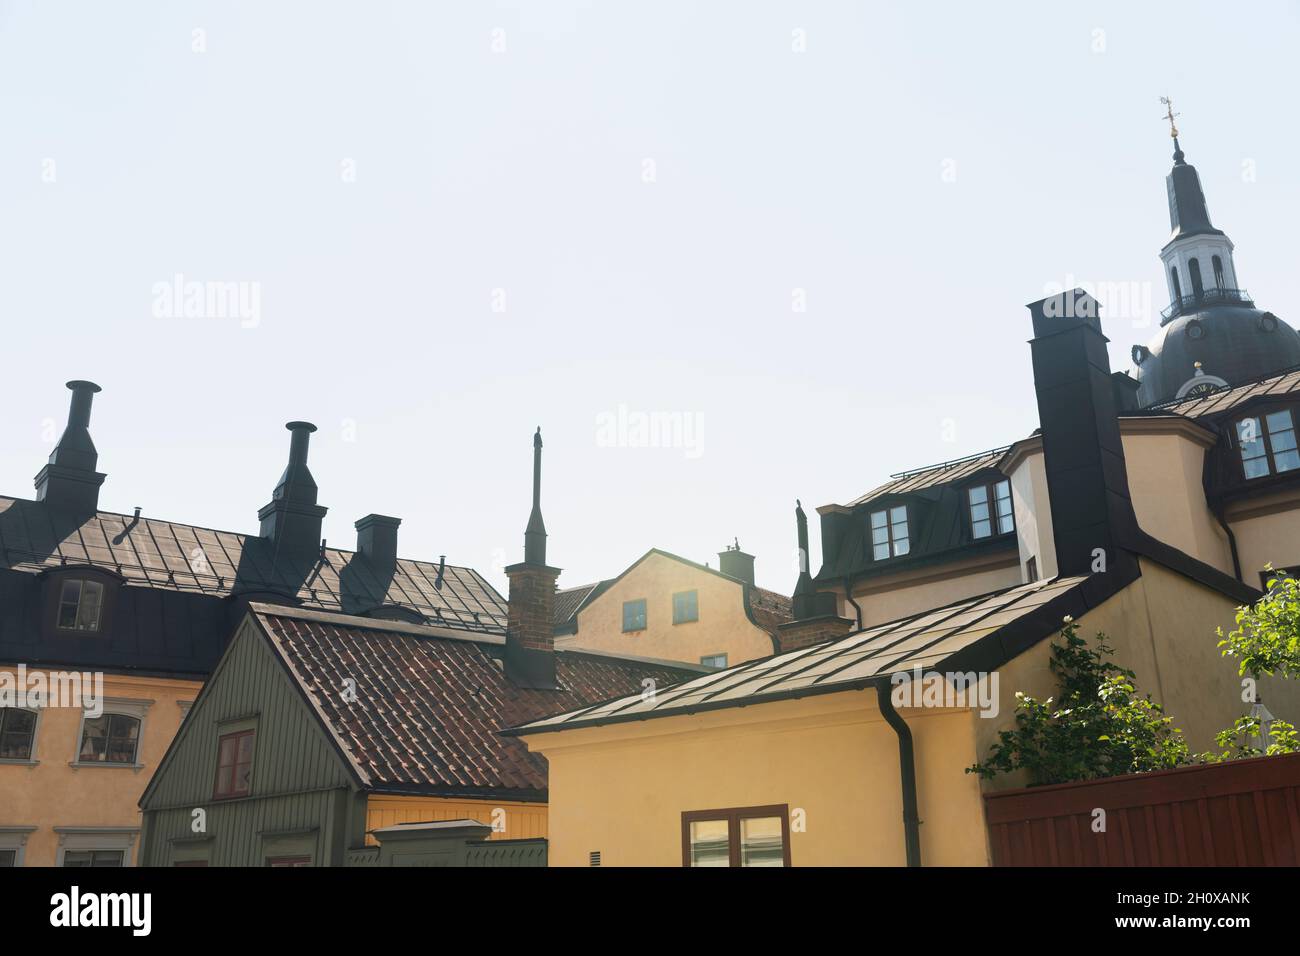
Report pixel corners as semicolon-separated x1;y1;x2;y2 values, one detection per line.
2;1;1298;595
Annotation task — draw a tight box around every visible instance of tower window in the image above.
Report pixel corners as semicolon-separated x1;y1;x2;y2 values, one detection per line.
1189;258;1204;297
1212;255;1225;289
1170;267;1182;300
1237;410;1300;479
870;506;910;560
968;481;1014;539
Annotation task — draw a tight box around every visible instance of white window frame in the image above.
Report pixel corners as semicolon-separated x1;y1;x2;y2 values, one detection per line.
71;696;153;771
54;826;140;867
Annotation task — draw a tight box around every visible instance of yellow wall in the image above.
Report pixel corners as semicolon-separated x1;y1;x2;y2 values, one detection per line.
837;556;1021;629
526;693;988;867
365;795;547;844
556;552;775;666
1226;488;1300;584
0;670;200;866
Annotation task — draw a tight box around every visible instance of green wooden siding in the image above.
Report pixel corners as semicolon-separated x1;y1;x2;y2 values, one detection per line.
139;615;362;866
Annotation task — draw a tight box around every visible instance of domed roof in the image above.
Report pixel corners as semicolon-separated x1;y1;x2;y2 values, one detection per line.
1130;305;1300;406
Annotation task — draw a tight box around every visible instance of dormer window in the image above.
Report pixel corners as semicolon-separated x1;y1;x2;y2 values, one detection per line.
968;480;1014;539
870;506;910;560
57;579;105;632
1237;410;1300;479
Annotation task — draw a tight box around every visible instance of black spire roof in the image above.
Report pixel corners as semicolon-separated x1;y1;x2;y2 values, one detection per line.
1163;138;1225;249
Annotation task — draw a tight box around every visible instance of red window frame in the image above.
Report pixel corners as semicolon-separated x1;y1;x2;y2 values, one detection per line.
213;728;256;799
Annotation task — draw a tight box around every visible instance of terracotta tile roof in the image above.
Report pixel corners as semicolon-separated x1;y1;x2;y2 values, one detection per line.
747;585;793;637
553;582;604;626
253;606;701;799
0;496;507;634
510;575;1092;736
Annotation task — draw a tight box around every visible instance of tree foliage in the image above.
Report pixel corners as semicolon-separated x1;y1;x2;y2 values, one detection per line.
1217;567;1300;681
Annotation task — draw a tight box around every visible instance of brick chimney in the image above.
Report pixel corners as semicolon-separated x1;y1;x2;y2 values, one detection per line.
35;380;107;514
258;421;328;562
504;428;560;688
776;499;853;652
1026;289;1140;578
717;540;755;586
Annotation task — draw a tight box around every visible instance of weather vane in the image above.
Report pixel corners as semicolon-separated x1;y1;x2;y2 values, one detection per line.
1160;95;1180;139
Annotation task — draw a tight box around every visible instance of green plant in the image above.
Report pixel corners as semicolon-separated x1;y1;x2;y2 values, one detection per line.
1217;567;1300;681
1196;715;1300;763
967;618;1189;785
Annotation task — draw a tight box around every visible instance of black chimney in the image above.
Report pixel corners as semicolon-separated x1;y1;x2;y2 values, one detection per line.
717;540;756;586
35;380;106;513
355;514;401;570
1027;289;1140;578
258;421;327;560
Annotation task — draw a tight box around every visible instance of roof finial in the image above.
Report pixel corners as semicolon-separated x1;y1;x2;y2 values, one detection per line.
1160;95;1184;163
524;427;547;565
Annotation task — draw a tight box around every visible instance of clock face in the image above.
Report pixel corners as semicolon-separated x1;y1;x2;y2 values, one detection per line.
1183;381;1219;397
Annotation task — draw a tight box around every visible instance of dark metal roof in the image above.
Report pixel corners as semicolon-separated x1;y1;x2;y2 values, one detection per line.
509;574;1091;736
1163;147;1225;248
0;496;507;634
253;605;702;798
846;447;1011;508
1156;366;1300;420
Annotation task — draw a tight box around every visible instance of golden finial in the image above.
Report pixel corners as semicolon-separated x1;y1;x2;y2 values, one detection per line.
1160;96;1180;140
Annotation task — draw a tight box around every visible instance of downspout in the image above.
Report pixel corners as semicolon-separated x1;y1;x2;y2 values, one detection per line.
875;681;921;867
843;576;862;629
1212;503;1244;583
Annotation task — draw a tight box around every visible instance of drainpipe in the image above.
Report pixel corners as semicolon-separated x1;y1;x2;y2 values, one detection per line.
843;576;862;629
1212;502;1244;583
875;681;921;867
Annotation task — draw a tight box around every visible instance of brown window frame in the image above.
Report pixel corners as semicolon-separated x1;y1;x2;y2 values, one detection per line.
869;506;910;561
681;804;791;867
213;728;256;800
966;479;1014;540
1235;407;1300;481
0;707;38;761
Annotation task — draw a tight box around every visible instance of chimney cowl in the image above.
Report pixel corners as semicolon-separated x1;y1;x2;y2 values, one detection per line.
35;379;106;513
718;542;756;587
355;514;401;568
259;420;327;558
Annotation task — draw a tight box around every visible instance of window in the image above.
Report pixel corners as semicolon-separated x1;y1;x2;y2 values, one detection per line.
78;714;141;764
1212;255;1225;289
682;805;790;867
870;506;910;560
0;708;37;760
57;578;105;631
1237;410;1300;479
968;480;1014;539
0;850;14;867
62;850;124;867
672;590;699;624
1026;556;1039;584
622;599;647;632
214;729;256;799
1259;566;1297;593
700;654;728;669
0;828;35;867
267;856;311;867
1170;266;1182;300
1189;258;1204;297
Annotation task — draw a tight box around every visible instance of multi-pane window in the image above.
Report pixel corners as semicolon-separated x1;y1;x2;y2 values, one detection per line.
1237;411;1300;479
57;578;105;631
0;850;15;867
622;599;647;632
62;850;124;867
214;729;256;799
969;480;1014;539
0;708;37;760
870;506;910;560
672;590;699;624
683;805;790;867
700;654;728;669
78;714;141;764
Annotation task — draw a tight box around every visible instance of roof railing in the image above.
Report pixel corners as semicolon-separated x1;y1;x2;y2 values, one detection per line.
888;445;1012;481
1160;287;1252;323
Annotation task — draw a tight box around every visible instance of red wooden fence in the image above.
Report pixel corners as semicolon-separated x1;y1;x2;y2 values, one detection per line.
983;753;1300;866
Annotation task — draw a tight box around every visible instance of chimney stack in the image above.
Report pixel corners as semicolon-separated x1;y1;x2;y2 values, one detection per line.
258;421;328;561
35;380;107;513
355;514;401;570
717;540;756;586
504;428;560;688
777;500;853;652
1026;289;1140;578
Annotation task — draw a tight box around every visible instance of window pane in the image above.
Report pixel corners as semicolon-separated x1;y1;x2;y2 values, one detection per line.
1265;410;1294;435
688;820;730;867
740;817;785;867
57;580;81;629
870;510;886;529
970;501;989;522
1275;449;1300;474
972;519;991;539
622;600;646;631
871;526;889;546
889;506;907;525
76;581;105;630
1244;456;1271;480
673;591;698;624
967;487;988;507
872;543;890;561
79;716;107;760
893;537;910;557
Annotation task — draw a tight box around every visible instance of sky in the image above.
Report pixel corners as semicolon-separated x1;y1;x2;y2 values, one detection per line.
2;1;1298;596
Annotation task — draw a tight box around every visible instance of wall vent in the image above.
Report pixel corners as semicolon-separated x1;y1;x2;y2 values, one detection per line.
589;850;601;867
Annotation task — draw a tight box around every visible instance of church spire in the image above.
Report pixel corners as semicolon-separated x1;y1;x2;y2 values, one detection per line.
524;427;547;565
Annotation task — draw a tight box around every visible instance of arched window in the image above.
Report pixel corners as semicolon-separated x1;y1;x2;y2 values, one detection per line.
1170;267;1182;301
1212;255;1225;289
78;713;141;764
0;708;38;760
1189;258;1204;297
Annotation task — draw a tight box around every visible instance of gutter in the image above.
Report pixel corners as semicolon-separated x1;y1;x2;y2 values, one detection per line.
843;576;863;628
875;682;921;867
